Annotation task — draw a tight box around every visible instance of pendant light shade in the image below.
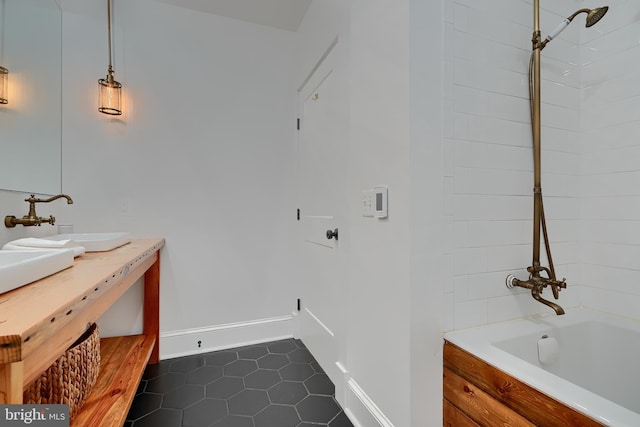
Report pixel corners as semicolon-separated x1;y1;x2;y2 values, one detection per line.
0;66;7;105
98;0;122;115
98;67;121;115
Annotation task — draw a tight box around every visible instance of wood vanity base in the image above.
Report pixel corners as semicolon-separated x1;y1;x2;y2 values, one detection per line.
0;238;164;427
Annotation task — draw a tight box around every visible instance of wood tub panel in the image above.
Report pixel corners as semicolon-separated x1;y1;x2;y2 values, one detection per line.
443;340;605;427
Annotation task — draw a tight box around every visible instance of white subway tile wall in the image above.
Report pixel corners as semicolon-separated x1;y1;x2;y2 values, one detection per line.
446;0;586;329
579;0;640;318
446;0;640;330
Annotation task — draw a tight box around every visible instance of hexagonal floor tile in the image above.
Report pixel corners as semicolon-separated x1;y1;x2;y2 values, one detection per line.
237;345;268;360
254;404;301;427
297;395;341;424
145;372;186;393
182;398;227;426
206;376;245;399
161;384;205;409
136;380;147;396
206;351;238;366
126;392;162;421
330;411;355;426
268;381;308;405
304;373;335;396
311;360;325;374
257;353;290;370
187;365;224;385
279;363;314;381
267;340;298;354
132;408;182;427
142;361;170;380
130;338;354;427
170;356;205;373
244;369;281;390
212;415;254;427
224;359;258;377
288;348;314;363
228;389;269;416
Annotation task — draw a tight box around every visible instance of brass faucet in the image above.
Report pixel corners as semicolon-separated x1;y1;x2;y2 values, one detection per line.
506;266;567;315
4;194;73;228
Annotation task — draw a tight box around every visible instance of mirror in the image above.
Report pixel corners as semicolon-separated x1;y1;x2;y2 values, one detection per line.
0;0;62;195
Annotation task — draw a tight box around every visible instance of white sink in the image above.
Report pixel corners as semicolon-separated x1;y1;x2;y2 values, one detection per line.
45;232;131;252
0;249;74;294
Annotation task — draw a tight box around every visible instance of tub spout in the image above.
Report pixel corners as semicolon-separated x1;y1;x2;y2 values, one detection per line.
506;273;566;315
531;288;565;315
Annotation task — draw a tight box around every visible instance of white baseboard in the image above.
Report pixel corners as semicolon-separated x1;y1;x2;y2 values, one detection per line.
292;309;393;427
345;378;395;427
160;315;294;359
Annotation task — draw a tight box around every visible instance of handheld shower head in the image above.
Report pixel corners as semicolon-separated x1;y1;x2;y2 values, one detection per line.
566;6;609;27
541;6;609;49
586;6;609;27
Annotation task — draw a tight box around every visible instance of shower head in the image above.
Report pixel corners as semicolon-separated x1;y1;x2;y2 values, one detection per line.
585;6;609;28
541;6;609;49
566;6;609;27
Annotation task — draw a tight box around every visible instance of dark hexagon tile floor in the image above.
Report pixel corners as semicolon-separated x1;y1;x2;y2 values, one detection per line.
126;339;353;427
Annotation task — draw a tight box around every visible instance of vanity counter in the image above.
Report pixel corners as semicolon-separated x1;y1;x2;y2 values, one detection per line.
0;238;164;426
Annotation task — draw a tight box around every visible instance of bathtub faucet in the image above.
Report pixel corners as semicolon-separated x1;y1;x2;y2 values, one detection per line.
506;267;567;315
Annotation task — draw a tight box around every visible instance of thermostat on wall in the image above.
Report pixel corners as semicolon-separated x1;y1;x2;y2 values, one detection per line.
373;186;388;218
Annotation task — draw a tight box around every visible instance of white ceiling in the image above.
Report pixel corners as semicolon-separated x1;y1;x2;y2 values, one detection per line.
153;0;312;32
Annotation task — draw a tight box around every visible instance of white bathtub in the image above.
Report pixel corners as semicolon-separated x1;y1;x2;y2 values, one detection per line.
444;308;640;427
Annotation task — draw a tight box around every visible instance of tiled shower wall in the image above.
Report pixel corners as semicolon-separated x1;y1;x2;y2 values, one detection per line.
579;0;640;319
444;0;584;330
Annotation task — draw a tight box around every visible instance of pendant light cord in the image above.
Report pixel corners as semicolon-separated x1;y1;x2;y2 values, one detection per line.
98;0;122;115
107;0;113;71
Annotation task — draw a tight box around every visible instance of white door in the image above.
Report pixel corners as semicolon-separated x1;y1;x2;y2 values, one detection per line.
297;41;348;401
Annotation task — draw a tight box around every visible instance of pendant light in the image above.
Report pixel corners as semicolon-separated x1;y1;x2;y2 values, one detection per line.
98;0;122;115
0;66;7;104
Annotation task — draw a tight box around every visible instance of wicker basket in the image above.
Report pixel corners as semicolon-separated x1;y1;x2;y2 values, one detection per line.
24;323;101;419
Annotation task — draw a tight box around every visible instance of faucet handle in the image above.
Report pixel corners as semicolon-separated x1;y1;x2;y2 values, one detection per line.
551;278;567;299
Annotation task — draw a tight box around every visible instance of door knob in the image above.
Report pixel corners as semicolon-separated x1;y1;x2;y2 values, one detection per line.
326;228;338;241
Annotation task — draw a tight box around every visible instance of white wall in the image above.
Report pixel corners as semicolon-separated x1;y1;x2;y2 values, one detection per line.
579;0;640;319
410;0;445;425
445;0;582;330
58;0;297;356
347;0;412;425
296;1;444;426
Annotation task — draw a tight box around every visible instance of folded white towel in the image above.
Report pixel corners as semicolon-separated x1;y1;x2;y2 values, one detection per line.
2;238;86;257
